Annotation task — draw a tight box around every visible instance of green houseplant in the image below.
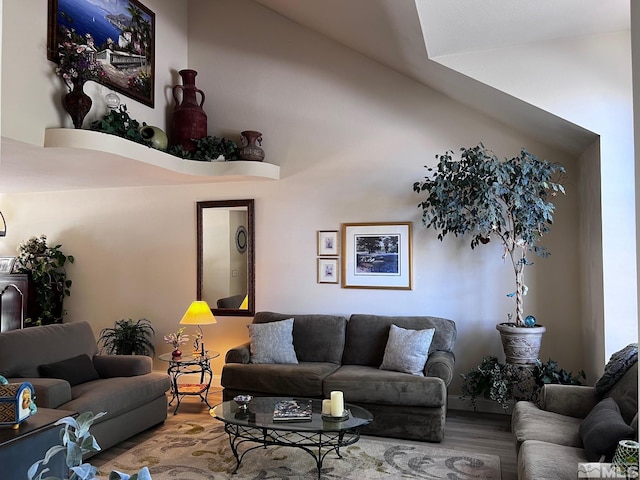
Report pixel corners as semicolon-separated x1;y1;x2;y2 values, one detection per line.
15;235;74;327
461;356;586;411
413;144;565;362
98;318;156;356
28;411;151;480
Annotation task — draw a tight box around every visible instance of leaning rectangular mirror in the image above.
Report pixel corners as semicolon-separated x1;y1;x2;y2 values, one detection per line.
197;199;254;316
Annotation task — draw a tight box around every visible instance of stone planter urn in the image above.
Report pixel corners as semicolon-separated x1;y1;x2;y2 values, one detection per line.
496;323;546;364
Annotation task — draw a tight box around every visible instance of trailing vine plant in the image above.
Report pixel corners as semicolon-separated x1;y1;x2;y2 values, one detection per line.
91;105;239;161
461;355;586;411
15;235;74;326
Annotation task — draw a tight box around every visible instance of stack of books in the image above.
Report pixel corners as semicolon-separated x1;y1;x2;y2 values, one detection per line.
272;399;313;422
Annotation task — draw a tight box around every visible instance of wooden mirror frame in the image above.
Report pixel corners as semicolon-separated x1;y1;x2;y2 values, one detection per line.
197;199;255;316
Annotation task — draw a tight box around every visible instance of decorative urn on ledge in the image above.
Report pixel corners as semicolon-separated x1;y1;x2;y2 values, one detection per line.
171;69;207;152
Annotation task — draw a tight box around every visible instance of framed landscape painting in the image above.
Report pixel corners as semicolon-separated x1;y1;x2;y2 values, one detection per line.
47;0;155;107
341;222;412;290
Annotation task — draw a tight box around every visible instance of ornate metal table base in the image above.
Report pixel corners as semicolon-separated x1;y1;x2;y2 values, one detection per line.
223;423;362;479
158;352;219;414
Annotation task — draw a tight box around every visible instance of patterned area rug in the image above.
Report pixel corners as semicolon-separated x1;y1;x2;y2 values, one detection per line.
99;418;501;479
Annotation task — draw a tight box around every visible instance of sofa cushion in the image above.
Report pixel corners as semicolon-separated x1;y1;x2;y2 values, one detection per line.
248;318;298;364
342;315;456;366
38;354;100;386
380;324;434;376
595;343;637;395
518;440;588;480
512;400;583;452
221;362;340;397
252;312;347;364
579;397;635;461
604;361;638;424
323;365;446;407
61;372;170;424
8;377;72;409
0;322;99;378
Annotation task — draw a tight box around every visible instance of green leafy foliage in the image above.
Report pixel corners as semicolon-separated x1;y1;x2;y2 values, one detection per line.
533;358;586;388
90;105;239;161
461;355;585;412
90;105;145;144
14;235;74;326
167;136;239;161
413;144;566;326
460;356;522;411
28;411;151;480
98;318;156;356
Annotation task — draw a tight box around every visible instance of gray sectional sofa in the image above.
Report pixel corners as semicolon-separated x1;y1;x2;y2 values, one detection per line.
221;311;457;442
0;321;171;452
512;349;638;479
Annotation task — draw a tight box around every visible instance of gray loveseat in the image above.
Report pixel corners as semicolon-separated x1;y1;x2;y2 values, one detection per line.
0;321;171;452
222;312;457;442
512;349;638;479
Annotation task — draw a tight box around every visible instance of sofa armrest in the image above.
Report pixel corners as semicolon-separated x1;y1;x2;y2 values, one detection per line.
424;351;455;386
540;384;599;418
9;377;72;409
92;355;152;378
225;342;251;364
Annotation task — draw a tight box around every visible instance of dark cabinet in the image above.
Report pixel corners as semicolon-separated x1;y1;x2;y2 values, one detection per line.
0;274;30;332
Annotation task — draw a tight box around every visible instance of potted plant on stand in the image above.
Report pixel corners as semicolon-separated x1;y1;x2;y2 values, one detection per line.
14;235;75;327
413;143;565;363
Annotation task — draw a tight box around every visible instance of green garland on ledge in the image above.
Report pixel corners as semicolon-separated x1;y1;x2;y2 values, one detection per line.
90;105;239;161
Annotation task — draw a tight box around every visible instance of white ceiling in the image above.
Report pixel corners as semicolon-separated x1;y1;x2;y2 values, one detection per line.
254;0;630;155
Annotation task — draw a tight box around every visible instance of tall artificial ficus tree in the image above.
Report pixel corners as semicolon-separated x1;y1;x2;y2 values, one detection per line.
412;143;565;327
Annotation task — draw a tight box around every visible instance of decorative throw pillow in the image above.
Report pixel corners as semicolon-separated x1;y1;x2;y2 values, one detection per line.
579;397;635;461
38;354;100;386
380;324;435;376
248;318;298;364
595;343;638;395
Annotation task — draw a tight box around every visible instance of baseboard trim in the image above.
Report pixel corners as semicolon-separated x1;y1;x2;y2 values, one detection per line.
448;395;514;415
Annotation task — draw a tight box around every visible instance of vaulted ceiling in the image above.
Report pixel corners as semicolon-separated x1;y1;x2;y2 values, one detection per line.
254;0;630;156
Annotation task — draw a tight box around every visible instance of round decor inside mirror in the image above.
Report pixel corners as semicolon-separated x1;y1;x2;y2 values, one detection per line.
236;225;248;253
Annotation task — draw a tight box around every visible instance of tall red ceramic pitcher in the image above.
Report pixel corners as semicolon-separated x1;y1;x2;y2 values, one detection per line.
171;69;207;152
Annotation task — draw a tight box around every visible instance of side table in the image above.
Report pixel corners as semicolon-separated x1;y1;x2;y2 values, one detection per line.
0;408;76;479
158;351;219;414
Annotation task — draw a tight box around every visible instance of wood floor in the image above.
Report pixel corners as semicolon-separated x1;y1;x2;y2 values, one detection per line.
92;392;517;479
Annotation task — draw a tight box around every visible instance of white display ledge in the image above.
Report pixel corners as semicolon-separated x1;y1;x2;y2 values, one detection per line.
43;128;280;181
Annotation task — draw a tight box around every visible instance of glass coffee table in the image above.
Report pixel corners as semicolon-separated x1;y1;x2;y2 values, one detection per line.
211;396;373;479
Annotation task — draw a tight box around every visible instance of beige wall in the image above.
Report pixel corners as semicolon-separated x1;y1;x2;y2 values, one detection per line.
1;0;585;389
436;29;637;366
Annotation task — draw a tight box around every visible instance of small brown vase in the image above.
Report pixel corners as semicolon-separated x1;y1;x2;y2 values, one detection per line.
63;78;92;129
171;69;207;152
171;348;182;359
238;130;265;161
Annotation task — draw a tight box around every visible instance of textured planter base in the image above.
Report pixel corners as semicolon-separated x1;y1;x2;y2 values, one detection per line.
496;323;546;364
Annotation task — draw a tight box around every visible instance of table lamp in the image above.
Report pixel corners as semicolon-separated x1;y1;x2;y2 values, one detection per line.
179;301;217;355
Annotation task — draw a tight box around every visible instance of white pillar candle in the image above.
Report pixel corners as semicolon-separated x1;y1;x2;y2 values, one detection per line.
322;399;332;416
330;391;344;417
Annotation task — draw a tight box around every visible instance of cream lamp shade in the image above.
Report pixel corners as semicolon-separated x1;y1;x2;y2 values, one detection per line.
179;301;217;326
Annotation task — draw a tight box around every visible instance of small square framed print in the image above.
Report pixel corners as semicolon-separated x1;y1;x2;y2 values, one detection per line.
0;257;17;274
318;258;339;284
317;230;339;256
